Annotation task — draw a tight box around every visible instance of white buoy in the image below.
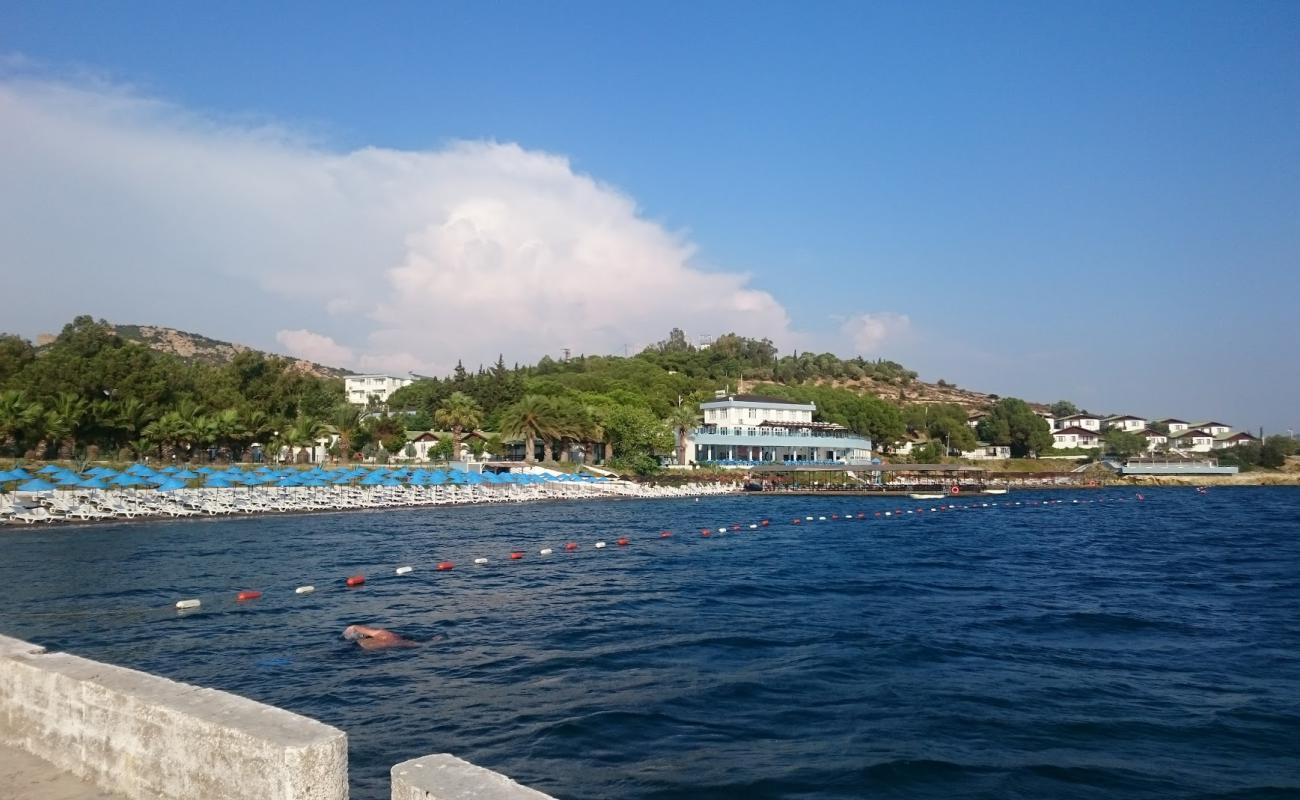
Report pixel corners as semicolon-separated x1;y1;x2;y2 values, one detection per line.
594;541;607;549
395;566;413;575
818;516;827;521
806;516;814;521
175;599;201;610
474;557;489;565
717;527;727;534
884;512;892;516
749;524;758;529
295;586;315;595
539;548;553;555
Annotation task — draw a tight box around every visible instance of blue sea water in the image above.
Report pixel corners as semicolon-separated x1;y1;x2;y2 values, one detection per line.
2;487;1299;800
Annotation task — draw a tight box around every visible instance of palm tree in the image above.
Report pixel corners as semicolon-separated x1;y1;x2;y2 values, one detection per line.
210;409;248;463
114;397;155;453
0;390;43;456
286;416;329;464
434;392;483;461
46;393;88;459
498;395;564;463
665;402;700;466
142;412;187;461
332;405;362;462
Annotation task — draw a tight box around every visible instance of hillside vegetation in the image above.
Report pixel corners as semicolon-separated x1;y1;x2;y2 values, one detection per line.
2;319;1048;473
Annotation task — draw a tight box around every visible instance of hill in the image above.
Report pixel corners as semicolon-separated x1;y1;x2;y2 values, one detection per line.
107;324;351;379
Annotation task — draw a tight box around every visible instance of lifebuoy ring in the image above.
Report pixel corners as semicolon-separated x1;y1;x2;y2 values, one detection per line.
949;484;960;495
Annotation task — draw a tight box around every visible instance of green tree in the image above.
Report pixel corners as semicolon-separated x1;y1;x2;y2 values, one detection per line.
498;395;565;463
1050;400;1079;418
664;402;699;465
332;405;363;462
978;398;1053;457
1103;428;1148;459
434;391;484;461
0;390;43;456
1259;438;1287;469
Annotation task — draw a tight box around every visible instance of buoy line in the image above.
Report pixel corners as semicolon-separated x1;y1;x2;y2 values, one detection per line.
4;494;1148;621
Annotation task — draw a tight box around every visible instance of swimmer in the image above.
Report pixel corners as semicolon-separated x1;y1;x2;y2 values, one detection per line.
342;624;416;651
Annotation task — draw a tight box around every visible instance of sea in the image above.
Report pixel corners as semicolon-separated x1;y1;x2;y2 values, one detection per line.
2;487;1298;799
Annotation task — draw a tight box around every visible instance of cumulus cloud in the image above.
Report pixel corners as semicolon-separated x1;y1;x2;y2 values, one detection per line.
274;329;354;366
840;312;911;355
0;73;798;374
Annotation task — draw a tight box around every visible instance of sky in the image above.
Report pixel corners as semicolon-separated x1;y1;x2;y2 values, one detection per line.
1;1;1297;432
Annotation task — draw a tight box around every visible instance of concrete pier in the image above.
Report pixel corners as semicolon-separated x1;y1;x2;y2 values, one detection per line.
391;754;556;800
0;634;347;800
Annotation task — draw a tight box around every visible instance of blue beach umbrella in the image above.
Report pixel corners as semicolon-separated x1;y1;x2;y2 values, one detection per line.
205;475;233;488
155;479;188;492
78;477;108;489
18;479;57;492
174;470;198;479
37;465;61;474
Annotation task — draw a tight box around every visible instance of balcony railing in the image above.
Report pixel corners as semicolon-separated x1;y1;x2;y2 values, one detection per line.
693;426;865;441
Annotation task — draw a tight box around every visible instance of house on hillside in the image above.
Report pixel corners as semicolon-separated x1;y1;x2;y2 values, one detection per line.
1154;418;1191;435
1167;429;1215;453
1212;431;1257;450
1035;410;1056;431
1137;429;1168;451
1190;421;1232;437
966;411;988;429
1103;414;1147;432
1052;426;1102;449
1055;413;1102;432
961;442;1011;460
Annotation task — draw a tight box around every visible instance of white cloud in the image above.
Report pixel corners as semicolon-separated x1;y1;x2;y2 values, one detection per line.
840;312;911;355
274;329;354;366
0;75;797;374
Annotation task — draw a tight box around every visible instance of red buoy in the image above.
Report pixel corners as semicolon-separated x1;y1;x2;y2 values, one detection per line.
617;537;629;546
856;512;865;519
792;518;801;525
564;542;578;551
346;575;365;587
236;590;262;602
510;551;524;560
874;512;881;517
701;530;711;537
660;531;672;538
436;561;454;571
831;514;839;520
760;519;770;527
731;524;740;531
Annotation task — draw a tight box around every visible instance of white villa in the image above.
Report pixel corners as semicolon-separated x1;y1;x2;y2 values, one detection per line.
1052;426;1102;449
1103;414;1147;432
687;394;873;465
1055;413;1102;432
345;374;414;406
961;443;1011;460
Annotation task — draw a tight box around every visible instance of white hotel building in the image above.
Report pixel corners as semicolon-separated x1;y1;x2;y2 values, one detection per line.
344;374;414;406
686;394;873;465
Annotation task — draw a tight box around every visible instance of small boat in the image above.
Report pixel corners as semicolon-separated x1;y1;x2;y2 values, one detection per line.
909;492;946;500
982;488;1008;495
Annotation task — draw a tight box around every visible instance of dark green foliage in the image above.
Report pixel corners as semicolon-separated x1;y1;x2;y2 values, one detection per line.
1050;400;1079;417
1102;428;1148;459
977;398;1054;457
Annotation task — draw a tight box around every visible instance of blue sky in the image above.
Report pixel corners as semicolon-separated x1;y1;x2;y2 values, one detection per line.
2;1;1298;432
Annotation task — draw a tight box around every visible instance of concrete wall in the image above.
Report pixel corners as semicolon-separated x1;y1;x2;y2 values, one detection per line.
392;754;555;800
0;634;347;800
